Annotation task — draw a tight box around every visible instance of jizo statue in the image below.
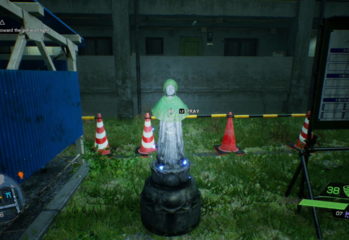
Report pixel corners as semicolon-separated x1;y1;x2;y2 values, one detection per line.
152;79;189;169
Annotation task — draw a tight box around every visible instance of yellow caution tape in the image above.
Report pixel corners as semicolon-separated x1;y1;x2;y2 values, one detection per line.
262;114;279;118
211;114;227;118
234;115;250;118
83;113;306;120
291;113;307;117
82;116;95;120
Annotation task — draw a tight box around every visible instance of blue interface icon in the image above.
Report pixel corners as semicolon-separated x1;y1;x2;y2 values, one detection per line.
345;211;349;219
4;192;12;199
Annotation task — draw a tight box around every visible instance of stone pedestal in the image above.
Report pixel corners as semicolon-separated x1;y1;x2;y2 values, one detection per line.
140;161;201;236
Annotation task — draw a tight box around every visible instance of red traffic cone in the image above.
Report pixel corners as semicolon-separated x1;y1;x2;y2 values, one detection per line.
136;113;156;156
94;113;111;155
215;112;244;155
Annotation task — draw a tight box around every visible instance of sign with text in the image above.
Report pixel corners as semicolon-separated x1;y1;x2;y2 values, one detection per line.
311;17;349;129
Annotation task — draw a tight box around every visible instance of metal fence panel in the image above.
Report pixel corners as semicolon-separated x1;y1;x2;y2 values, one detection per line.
0;70;83;181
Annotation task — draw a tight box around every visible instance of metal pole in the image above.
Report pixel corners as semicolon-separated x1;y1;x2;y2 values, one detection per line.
297;151;306;212
134;0;141;114
300;151;323;240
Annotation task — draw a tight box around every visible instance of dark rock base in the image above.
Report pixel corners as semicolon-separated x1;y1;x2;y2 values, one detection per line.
140;177;201;236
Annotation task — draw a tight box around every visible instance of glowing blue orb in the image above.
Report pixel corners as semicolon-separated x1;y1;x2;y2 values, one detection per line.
158;165;164;171
182;159;188;166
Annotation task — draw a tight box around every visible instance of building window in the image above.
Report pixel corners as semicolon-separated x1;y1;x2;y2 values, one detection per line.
79;37;113;56
145;37;164;55
224;38;258;56
179;37;202;56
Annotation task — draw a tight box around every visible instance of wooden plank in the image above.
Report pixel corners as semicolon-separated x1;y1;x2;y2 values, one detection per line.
7;34;27;70
63;34;82;44
35;40;56;71
0;1;78;49
0;34;81;44
13;2;44;16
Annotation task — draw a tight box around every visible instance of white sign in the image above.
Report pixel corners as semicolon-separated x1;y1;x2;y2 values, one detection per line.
319;30;349;121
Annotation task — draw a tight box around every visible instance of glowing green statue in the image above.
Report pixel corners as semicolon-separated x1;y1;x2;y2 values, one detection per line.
152;79;188;168
141;80;201;235
152;79;188;121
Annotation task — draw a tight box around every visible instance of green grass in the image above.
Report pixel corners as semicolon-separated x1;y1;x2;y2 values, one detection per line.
44;117;349;240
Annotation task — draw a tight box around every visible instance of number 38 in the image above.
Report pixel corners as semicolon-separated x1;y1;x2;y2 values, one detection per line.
327;186;340;195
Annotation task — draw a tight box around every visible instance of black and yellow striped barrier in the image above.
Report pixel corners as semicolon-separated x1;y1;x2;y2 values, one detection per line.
82;113;306;120
151;113;307;120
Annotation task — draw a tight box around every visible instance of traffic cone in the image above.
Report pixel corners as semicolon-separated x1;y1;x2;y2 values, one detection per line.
136;113;156;156
288;115;316;150
94;113;111;155
215;112;245;155
295;116;309;149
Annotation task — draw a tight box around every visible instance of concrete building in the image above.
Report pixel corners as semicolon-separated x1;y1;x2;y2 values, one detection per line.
20;0;349;117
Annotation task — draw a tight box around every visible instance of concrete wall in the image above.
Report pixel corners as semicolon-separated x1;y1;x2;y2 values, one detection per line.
40;0;296;16
138;0;297;17
39;0;349;18
132;56;313;115
138;28;289;56
38;0;112;14
74;26;113;38
77;55;313;116
77;56;118;116
36;0;348;117
324;2;349;18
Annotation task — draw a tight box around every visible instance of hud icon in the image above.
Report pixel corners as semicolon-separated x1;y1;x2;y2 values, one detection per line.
343;185;349;198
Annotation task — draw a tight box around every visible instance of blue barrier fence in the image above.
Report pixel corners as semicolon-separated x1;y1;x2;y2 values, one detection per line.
0;70;83;181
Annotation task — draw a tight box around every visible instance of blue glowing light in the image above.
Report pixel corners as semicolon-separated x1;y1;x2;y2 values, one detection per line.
158;165;164;171
181;159;188;166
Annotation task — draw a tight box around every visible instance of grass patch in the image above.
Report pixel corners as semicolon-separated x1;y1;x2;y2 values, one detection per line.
44;117;349;240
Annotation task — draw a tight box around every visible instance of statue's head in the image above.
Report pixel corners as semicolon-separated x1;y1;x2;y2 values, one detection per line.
163;79;178;96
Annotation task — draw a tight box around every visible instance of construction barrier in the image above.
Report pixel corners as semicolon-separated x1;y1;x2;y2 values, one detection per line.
82;113;307;120
0;70;83;181
82;112;308;156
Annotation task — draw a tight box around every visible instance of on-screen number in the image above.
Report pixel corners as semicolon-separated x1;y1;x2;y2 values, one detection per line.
327;186;340;195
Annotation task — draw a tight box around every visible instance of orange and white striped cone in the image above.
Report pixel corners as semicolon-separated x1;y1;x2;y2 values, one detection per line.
136;113;156;156
288;115;316;151
94;113;111;155
294;117;309;149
